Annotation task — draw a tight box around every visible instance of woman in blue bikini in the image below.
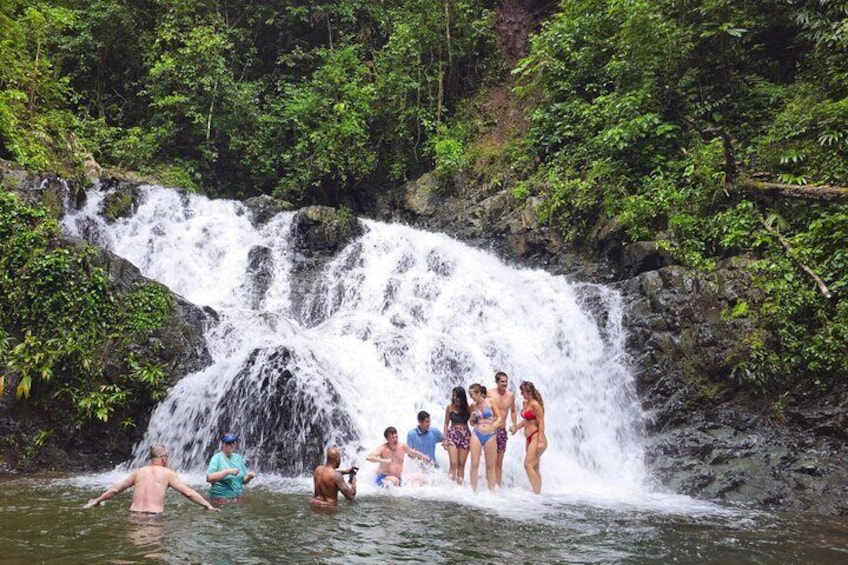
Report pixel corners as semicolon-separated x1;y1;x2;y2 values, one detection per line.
467;383;502;492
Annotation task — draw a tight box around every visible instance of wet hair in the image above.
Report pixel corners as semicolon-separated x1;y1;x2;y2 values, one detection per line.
417;410;430;423
519;381;544;408
383;426;398;439
468;383;487;398
149;444;167;459
451;386;470;422
495;371;509;383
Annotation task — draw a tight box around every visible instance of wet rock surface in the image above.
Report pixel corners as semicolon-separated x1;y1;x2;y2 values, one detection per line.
381;172;848;516
243;194;295;225
288;206;365;326
213;347;357;475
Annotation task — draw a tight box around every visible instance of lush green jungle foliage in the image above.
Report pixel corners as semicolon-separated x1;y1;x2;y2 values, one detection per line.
0;189;172;426
0;0;846;396
513;0;848;390
0;0;497;200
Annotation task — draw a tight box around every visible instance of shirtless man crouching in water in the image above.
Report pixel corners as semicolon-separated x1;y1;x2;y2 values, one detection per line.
310;447;357;507
83;444;218;513
366;426;430;487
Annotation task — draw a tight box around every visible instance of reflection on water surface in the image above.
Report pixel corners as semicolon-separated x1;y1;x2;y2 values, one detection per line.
0;474;846;564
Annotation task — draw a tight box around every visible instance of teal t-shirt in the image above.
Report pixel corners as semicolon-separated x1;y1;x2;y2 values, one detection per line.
206;451;249;498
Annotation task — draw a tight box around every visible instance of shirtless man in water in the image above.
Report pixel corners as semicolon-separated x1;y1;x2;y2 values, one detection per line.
488;371;517;487
310;447;357;507
83;444;218;513
366;426;430;487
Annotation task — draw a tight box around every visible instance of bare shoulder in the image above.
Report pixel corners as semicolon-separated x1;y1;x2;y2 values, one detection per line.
120;468;140;486
368;443;388;459
162;467;183;483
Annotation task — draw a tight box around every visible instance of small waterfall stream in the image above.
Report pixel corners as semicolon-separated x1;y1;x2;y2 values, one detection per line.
63;184;648;498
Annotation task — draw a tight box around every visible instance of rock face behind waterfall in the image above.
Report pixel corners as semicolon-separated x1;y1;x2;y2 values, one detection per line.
621;259;848;515
381;172;848;516
236;202;362;472
288;205;364;326
212;347;357;474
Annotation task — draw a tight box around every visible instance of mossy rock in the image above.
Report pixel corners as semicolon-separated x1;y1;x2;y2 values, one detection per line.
102;189;134;222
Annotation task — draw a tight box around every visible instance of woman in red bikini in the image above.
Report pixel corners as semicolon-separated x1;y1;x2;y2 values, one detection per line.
510;381;546;494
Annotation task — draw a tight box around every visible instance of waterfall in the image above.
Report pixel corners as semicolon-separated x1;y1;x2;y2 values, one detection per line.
63;184;648;497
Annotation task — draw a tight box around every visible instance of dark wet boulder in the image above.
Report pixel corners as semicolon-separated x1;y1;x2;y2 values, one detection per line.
211;346;358;474
286;206;366;327
244;245;275;309
292;205;364;254
243;194;295;225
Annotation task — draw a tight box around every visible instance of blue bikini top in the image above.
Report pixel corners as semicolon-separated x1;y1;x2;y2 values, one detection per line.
475;404;493;420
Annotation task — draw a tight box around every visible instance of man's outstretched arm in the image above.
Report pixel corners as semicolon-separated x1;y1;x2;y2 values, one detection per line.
169;473;219;511
83;472;136;508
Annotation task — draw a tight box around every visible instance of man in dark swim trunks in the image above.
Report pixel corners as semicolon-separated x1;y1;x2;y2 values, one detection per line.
310;447;357;507
488;371;517;487
83;444;218;513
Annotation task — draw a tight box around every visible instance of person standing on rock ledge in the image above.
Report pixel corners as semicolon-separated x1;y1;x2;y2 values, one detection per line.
83;444;219;513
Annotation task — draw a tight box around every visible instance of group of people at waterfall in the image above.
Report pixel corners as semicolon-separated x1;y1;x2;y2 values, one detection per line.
311;372;547;506
440;373;547;494
83;372;545;513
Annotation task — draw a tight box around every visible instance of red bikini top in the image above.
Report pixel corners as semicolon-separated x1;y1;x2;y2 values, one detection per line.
522;409;536;421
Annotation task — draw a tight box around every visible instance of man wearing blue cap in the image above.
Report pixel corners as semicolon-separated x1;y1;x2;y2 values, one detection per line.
206;434;256;503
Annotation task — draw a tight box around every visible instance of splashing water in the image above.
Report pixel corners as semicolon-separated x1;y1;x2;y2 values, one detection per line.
63;185;648;500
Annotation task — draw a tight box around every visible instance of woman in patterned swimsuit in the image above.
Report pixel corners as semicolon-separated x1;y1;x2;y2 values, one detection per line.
443;386;471;485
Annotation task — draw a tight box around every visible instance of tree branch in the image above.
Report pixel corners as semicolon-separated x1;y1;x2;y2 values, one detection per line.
741;178;848;202
681;116;736;182
756;213;832;299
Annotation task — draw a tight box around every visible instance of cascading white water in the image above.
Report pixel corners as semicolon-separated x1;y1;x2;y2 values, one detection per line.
63;184;649;498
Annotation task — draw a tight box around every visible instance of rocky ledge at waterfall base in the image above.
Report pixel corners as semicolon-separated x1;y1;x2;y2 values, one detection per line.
2;166;846;516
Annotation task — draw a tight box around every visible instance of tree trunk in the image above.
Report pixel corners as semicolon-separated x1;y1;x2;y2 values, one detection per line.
741;178;848;202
